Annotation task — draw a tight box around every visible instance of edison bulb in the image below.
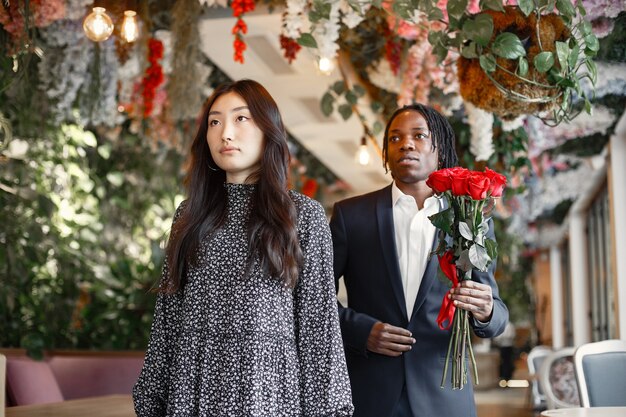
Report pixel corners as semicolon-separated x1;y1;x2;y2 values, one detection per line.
356;142;371;166
83;7;114;42
120;10;139;43
318;56;335;75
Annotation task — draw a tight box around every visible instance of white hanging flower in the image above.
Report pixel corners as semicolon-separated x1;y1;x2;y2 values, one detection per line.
367;58;401;94
283;0;307;38
465;101;494;161
313;1;341;61
526;107;616;157
340;0;369;29
590;62;626;98
501;116;525;131
407;9;427;25
198;0;228;7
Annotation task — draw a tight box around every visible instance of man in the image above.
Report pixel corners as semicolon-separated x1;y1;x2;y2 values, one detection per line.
330;104;509;417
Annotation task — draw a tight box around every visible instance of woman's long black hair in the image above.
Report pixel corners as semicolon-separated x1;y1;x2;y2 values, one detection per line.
162;79;303;292
381;103;459;171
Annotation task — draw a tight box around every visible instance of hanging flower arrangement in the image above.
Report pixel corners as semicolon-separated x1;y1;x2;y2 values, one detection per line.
230;0;255;63
290;0;599;126
142;38;165;118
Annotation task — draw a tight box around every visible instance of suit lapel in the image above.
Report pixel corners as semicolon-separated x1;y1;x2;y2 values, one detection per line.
409;233;440;322
375;186;408;320
410;197;449;322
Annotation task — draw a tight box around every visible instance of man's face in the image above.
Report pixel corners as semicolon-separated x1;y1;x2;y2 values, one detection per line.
385;110;438;185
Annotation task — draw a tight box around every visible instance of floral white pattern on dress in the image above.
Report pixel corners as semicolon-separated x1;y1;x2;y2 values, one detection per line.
133;183;353;417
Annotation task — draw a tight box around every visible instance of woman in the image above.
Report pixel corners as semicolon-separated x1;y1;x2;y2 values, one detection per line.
133;79;353;416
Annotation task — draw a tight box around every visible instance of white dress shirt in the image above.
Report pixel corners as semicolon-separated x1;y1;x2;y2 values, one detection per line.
391;182;441;319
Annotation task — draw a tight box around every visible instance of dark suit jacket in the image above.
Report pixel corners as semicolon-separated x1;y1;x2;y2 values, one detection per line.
330;185;509;417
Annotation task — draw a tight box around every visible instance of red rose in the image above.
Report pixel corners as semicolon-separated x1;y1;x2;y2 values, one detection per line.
426;169;452;193
466;171;490;200
484;167;507;197
449;167;470;196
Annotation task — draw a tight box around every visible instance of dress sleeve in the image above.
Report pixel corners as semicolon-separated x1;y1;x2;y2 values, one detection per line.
294;200;354;417
133;203;185;417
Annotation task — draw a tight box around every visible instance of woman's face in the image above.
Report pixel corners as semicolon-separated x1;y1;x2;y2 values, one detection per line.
206;92;265;184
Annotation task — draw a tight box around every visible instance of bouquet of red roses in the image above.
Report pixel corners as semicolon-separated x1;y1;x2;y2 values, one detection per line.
426;167;506;390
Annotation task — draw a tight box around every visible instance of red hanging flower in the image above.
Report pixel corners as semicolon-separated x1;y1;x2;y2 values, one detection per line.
141;38;165;117
279;34;302;64
230;0;255;64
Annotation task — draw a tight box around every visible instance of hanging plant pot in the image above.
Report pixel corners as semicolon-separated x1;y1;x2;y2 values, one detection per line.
457;6;571;120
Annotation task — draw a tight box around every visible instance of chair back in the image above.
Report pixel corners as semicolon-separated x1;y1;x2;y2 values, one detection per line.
527;345;552;409
574;339;626;407
539;347;580;409
0;353;6;417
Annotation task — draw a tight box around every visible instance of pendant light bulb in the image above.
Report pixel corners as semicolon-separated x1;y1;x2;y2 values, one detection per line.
83;7;114;42
317;56;335;75
120;10;139;43
356;136;371;166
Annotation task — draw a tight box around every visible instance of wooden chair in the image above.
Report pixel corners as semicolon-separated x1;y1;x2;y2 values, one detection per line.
574;339;626;407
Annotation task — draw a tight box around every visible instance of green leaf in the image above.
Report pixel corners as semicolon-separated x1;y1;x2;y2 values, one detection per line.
556;0;576;19
534;51;555;73
484;238;498;260
568;44;580;68
517;0;534;16
479;53;497;72
584;98;592;114
518;57;529;76
370;101;383;113
459;221;473;241
428;208;454;236
338;103;353;120
427;6;444;21
461;41;478;59
555;41;569;70
585;34;599;52
479;0;505;11
372;121;384;135
492;32;526;59
345;90;357;105
106;172;124;187
97;144;111;159
462;14;494;47
313;0;332;19
353;85;366;97
297;33;317;48
321;92;334;116
456;250;473;272
392;0;413;19
580;21;592;36
331;80;345;95
585;59;597;84
469;243;489;271
432;43;449;63
447;0;468;23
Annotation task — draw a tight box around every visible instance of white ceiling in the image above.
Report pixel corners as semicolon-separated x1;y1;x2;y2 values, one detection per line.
198;9;391;195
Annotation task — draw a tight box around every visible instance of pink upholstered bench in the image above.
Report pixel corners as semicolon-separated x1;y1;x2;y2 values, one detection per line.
2;349;144;406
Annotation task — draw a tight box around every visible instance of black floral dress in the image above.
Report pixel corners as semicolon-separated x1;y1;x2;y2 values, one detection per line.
133;183;353;417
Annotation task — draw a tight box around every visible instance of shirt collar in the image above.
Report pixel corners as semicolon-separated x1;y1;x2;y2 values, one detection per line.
391;181;442;211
